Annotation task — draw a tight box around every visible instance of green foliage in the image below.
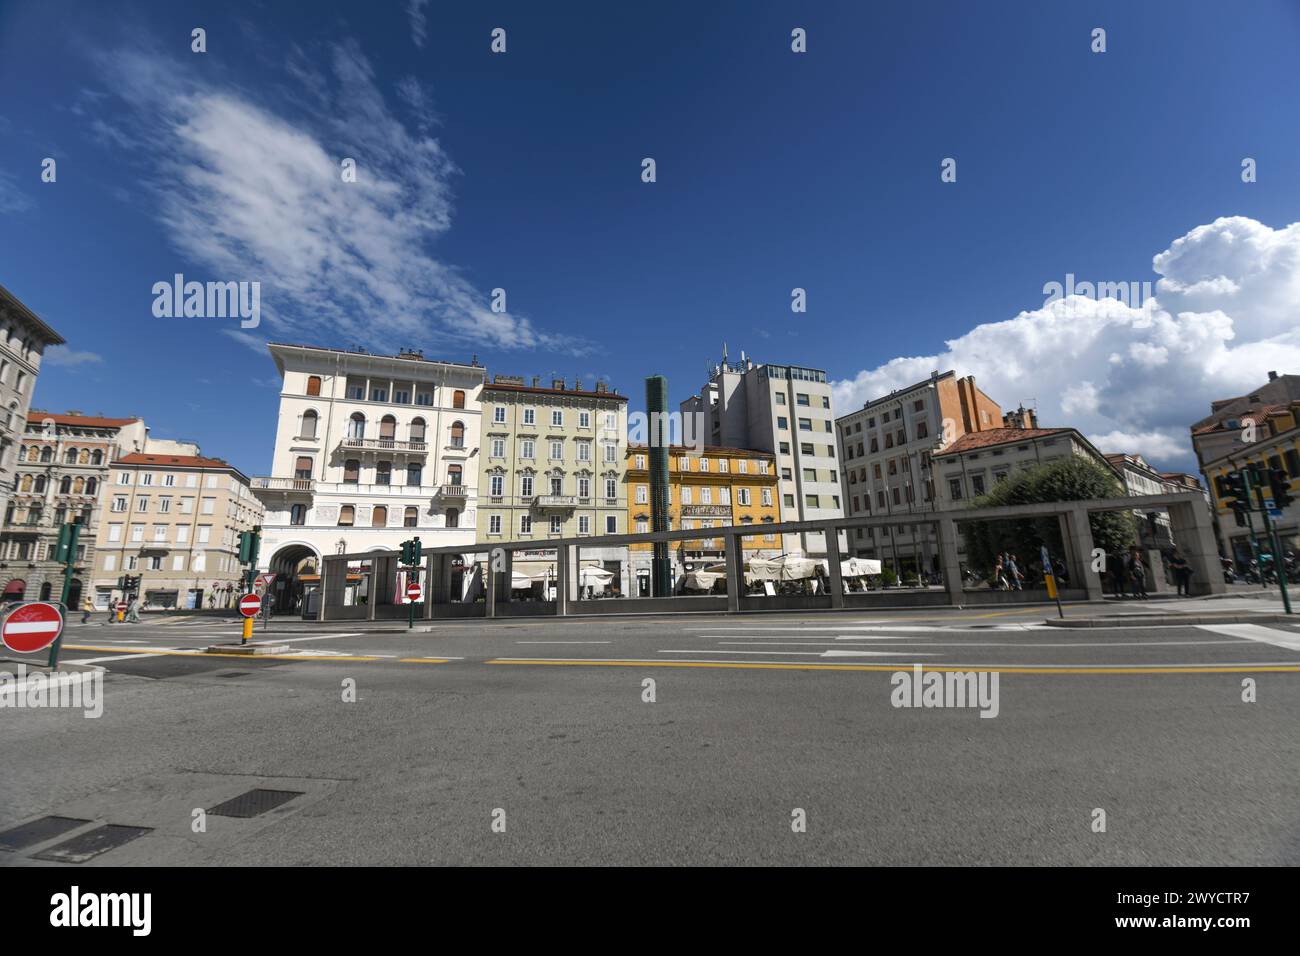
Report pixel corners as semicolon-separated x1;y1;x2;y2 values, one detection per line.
961;456;1136;573
880;567;898;587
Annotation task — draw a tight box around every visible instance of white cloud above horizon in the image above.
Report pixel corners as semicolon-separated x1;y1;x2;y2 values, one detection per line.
94;39;588;358
43;345;104;367
407;0;430;49
831;216;1300;473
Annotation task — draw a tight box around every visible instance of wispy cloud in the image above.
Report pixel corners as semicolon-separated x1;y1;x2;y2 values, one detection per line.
407;0;430;49
95;38;589;357
0;170;33;213
44;345;104;367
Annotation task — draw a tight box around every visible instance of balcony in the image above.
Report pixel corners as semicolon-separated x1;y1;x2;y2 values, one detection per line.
252;476;316;495
338;438;428;454
534;495;578;509
435;484;468;499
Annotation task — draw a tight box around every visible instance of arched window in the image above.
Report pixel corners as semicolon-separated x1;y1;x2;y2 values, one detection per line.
72;477;85;494
64;447;78;464
85;477;97;495
290;504;306;526
39;582;52;601
347;413;365;439
403;506;418;527
338;505;355;526
306;375;322;396
78;449;89;465
33;475;46;493
450;421;465;448
301;410;318;439
39;447;52;463
445;507;459;528
371;505;387;528
447;464;462;486
452;390;466;409
59;476;71;494
379;415;396;440
409;418;426;442
343;459;360;484
25;447;38;463
19;474;31;492
91;450;103;465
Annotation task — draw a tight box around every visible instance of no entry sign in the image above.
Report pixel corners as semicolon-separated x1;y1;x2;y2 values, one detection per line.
238;593;262;618
406;582;423;603
116;601;127;613
2;601;65;653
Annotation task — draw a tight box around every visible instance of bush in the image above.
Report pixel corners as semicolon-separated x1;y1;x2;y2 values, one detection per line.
961;456;1136;571
880;568;897;587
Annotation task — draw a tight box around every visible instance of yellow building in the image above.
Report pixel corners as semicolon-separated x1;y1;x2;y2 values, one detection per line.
1198;399;1300;563
625;445;782;593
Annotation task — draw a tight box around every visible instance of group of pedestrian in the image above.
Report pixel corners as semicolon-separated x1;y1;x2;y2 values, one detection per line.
1106;547;1150;599
991;552;1024;590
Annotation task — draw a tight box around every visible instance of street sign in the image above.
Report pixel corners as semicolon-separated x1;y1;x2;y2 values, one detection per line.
1040;545;1051;570
116;601;128;613
238;593;262;618
406;583;423;603
254;572;278;589
2;601;64;654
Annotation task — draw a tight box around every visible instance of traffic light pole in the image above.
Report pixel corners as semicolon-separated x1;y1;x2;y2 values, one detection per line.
48;518;82;668
1253;480;1293;614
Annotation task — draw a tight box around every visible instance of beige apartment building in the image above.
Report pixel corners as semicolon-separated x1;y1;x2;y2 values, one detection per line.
92;452;263;610
477;375;628;582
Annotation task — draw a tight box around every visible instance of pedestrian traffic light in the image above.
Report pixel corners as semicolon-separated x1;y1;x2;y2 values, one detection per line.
1270;467;1295;509
410;536;421;566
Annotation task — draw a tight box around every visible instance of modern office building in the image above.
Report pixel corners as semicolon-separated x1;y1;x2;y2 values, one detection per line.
476;375;628;585
91;451;263;610
836;370;1002;575
0;284;66;520
0;411;147;606
680;350;841;556
626;444;782;594
252;344;485;612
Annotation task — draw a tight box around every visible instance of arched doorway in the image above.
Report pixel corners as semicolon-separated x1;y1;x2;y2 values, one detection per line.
4;578;26;603
268;544;320;614
66;578;83;610
39;581;52;601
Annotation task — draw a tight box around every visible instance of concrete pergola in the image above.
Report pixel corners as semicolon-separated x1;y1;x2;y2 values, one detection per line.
313;491;1221;620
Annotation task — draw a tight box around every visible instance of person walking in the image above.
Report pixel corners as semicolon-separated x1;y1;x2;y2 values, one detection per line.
125;595;142;623
1006;553;1022;590
80;595;94;624
1127;548;1148;599
993;553;1008;590
1169;549;1192;596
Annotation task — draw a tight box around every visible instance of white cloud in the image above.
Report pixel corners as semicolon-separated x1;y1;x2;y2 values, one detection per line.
832;217;1300;471
407;0;430;49
97;40;587;356
43;346;104;367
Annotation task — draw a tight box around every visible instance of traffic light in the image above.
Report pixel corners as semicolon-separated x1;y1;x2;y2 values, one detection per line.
1270;467;1295;509
400;537;422;567
238;527;261;565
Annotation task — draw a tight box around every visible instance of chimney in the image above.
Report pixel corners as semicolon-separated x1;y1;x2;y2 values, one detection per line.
552;378;565;390
532;376;540;387
573;379;583;392
595;382;607;394
1269;370;1279;381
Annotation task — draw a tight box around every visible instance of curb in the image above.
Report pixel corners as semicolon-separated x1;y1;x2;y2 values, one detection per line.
1043;613;1296;628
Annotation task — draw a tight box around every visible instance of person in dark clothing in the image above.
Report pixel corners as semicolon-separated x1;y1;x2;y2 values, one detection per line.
1107;552;1127;597
1127;548;1148;599
1169;550;1192;596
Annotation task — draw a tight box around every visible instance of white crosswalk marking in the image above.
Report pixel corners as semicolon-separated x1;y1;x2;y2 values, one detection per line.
1197;623;1300;652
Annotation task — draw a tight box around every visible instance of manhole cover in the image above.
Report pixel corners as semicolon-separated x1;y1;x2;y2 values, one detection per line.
0;816;91;852
33;824;153;863
207;789;303;818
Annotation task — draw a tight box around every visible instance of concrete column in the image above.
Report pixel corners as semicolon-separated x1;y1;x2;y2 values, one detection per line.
422;555;434;619
725;532;742;613
556;543;569;617
825;525;844;609
1063;506;1105;601
937;518;963;606
485;552;497;619
316;554;328;622
1143;548;1167;594
1168;498;1226;596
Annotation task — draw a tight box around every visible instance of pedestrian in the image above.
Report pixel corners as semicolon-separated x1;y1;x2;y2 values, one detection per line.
993;553;1007;590
1169;549;1192;596
1108;552;1127;598
1128;549;1148;599
125;596;142;623
1006;553;1022;590
80;595;94;624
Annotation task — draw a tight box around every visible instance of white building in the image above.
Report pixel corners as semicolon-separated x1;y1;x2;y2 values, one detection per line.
680;351;842;556
252;344;485;612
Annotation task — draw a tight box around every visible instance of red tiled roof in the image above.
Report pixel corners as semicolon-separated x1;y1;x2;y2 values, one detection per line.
482;381;627;402
932;427;1072;457
1191;403;1289;435
114;453;231;469
28;411;141;428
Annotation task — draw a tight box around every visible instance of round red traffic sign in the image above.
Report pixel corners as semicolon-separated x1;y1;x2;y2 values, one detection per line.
2;601;64;654
238;593;262;618
116;601;127;613
406;583;423;602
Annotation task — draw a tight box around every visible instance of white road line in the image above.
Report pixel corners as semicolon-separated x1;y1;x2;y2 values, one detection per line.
492;656;1300;669
1197;623;1300;652
517;641;613;644
717;639;1250;648
661;649;940;657
268;633;363;644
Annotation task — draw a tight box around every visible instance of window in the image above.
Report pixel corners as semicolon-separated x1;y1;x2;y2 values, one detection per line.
806;494;820;508
796;393;810;406
153;524;167;542
971;474;986;496
180;497;194;514
290;504;306;526
130;523;145;542
491;438;505;458
301;410;318;439
416;391;433;407
636;485;648;504
452;390;466;409
719;459;729;473
347;381;365;400
701;487;712;505
551;410;563;427
339;505;355;526
603;444;616;463
393;389;410;405
107;523;123;542
159;497;172;514
606;515;617;534
521;476;534;497
295;456;313;479
578;515;590;535
578;477;590;498
681;486;692;505
738;488;751;505
604;413;616;431
494;406;506;423
798;418;812;431
700;458;710;472
372;506;388;528
343;459;360;484
550;515;562;534
577;442;591;462
521;440;535;460
490;474;504;497
450;421;465;448
306;375;322;396
407;463;423;486
761;488;772;506
679;456;690;470
348;413;365;439
523;407;535;426
489;515;502;535
103;554;117;572
136;496;149;512
447;464;463;486
775;393;786;405
719;487;731;505
550;440;563;460
410;418;426;442
801;442;814;455
948;478;963;500
636;519;648;533
379;415;397;440
520;514;532;534
549;477;563;495
605;478;617;500
376;461;392;486
578;411;590;428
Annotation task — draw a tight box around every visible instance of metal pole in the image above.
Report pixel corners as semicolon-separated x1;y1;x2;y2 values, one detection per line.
1253;479;1292;614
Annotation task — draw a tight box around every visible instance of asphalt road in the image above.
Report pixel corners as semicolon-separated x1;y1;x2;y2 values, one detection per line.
3;599;1299;866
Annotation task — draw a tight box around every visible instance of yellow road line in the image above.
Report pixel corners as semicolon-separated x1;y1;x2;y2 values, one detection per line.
397;658;452;663
486;658;1300;675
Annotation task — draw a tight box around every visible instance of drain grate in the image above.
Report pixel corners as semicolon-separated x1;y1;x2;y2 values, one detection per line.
207;788;303;818
0;816;91;852
33;824;153;863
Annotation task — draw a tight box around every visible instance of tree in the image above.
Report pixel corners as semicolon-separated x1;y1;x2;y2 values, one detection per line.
961;456;1136;576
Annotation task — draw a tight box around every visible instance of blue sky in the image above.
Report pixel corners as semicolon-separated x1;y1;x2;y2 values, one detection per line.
3;0;1300;476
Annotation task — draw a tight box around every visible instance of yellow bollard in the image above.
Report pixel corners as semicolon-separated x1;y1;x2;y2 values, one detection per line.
242;617;254;644
117;610;124;623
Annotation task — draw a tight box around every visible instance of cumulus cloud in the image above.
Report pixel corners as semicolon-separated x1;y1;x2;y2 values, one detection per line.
96;40;587;357
832;217;1300;472
43;345;104;367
